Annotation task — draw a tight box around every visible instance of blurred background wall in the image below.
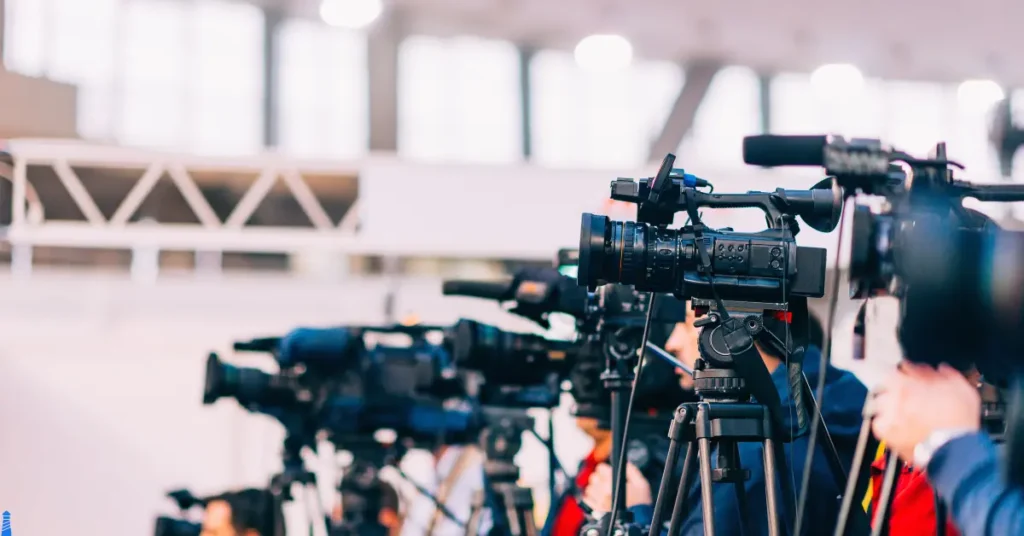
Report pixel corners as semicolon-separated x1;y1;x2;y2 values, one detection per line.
0;0;1022;534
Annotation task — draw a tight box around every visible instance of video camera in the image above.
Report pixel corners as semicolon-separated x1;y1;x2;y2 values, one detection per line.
443;261;690;420
203;324;482;449
743;134;1024;373
577;154;840;302
743;134;1024;535
572;154;860;536
445;317;573;408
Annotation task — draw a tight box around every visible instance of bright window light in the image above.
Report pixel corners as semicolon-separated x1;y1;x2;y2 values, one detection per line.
573;34;632;73
957;79;1004;113
320;0;383;30
809;63;864;99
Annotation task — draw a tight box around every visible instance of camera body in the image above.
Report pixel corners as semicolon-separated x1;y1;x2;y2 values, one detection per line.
204;327;483;449
580;215;828;302
445;318;572;409
746;135;1024;375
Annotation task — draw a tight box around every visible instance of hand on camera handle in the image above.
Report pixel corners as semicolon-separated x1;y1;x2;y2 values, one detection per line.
870;362;981;464
582;463;653;514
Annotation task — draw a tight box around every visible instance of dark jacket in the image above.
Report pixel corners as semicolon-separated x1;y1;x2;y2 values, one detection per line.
927;431;1024;536
632;347;868;535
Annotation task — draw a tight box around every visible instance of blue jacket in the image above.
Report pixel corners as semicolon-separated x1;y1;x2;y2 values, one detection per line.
927;431;1024;536
632;347;868;535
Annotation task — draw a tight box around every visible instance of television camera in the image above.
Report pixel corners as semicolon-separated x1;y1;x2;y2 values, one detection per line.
743;134;1024;536
445;258;695;535
573;153;860;536
203;324;482;450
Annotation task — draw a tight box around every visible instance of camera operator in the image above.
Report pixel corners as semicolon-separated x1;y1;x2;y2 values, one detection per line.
871;362;1023;536
399;443;492;536
583;302;869;534
542;317;682;536
864;364;983;536
542;414;614;536
201;489;281;536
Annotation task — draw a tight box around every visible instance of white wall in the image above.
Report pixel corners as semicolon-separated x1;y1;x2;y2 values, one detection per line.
0;270;897;536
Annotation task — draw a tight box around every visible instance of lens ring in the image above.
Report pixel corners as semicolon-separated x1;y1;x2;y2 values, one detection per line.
203;353;224;405
621;221;636;284
579;214;608;286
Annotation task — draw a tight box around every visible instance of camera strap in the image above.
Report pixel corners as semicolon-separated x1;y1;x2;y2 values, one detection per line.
426;445;482;535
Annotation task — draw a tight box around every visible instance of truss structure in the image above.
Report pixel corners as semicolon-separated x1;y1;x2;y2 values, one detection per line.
1;139;368;256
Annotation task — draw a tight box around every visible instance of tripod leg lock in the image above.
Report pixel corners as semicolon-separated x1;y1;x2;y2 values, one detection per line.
668;404;695;442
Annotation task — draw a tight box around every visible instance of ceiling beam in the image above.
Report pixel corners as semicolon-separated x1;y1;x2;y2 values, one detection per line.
647;60;721;162
367;10;404;152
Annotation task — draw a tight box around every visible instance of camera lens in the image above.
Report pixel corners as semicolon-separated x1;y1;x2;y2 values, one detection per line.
849;205;895;298
578;213;687;292
449;319;572;385
203;352;296;407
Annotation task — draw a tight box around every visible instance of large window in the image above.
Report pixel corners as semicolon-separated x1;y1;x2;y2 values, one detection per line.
189;1;265;155
677;66;761;168
5;0;264;155
398;35;521;164
276;19;368;159
531;51;683;169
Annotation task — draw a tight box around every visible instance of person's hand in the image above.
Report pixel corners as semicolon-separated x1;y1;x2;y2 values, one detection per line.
582;463;653;513
871;362;981;463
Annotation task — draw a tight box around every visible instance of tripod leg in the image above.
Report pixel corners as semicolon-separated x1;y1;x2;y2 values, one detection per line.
666;443;697;536
467;490;485;536
698;438;716;536
833;417;875;536
727;443;750;536
869;452;903;536
516;487;539;536
503;488;522;536
762;439;781;536
649;436;682;533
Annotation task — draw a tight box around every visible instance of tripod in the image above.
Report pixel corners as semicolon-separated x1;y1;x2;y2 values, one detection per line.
467;409;538;536
646;364;791;536
269;434;330;536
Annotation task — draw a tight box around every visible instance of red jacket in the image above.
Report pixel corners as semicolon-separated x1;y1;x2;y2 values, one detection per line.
869;455;960;536
550;451;601;536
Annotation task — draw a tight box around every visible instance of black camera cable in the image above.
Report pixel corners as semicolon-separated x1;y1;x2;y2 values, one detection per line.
794;181;848;536
605;291;659;534
393;465;467;528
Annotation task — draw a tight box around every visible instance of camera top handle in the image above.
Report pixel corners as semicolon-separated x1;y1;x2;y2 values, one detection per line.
611;154;843;234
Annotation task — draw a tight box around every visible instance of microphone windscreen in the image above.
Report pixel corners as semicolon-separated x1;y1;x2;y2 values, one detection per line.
743;135;828;167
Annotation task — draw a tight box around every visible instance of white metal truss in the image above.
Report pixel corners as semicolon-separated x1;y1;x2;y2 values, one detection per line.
2;139;365;257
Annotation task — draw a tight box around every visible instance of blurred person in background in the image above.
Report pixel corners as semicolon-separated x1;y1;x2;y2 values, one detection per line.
542;413;614;536
543;315;685;536
201;489;281;536
583;302;868;535
332;468;403;536
399;441;492;536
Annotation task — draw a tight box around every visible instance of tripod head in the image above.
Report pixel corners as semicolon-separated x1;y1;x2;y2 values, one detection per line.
270;432;318;502
479;407;531;481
